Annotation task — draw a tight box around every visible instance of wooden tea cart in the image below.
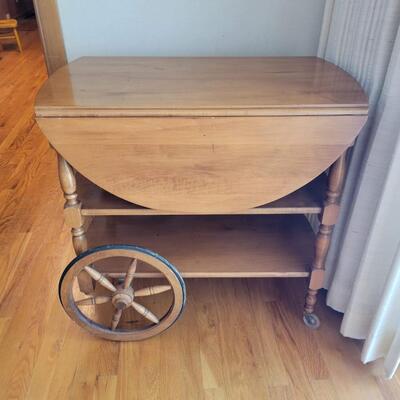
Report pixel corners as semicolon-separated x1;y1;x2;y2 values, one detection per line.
35;57;368;341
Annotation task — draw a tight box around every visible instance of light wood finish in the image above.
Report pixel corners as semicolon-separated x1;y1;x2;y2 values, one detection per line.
111;309;123;331
60;246;185;340
57;155;82;228
124;258;137;289
14;30;23;53
57;154;94;294
86;215;314;278
83;265;117;292
37;115;366;213
0;19;18;28
0;19;22;52
35;57;368;117
33;0;67;74
76;172;326;216
35;57;368;213
135;285;172;297
111;291;133;310
75;296;111;306
304;154;347;316
1;30;398;399
131;301;160;324
35;58;368;331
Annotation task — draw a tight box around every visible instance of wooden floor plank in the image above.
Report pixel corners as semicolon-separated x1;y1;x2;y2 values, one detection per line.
247;279;291;388
191;280;227;395
25;295;68;400
314;306;386;400
212;279;271;399
277;280;330;381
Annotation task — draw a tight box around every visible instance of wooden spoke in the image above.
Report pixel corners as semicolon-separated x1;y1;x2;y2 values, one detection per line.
83;266;117;292
135;285;172;297
75;296;111;306
130;301;159;324
124;258;137;289
111;308;123;331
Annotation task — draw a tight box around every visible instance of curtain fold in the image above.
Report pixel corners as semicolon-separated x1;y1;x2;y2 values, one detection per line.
318;0;400;378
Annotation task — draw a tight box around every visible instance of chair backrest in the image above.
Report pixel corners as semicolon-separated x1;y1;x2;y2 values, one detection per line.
0;19;18;29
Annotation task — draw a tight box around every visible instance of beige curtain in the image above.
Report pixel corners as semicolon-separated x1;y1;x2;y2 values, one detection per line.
318;0;400;378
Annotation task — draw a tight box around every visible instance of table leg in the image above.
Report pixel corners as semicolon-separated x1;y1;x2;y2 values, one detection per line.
57;153;94;294
304;152;347;327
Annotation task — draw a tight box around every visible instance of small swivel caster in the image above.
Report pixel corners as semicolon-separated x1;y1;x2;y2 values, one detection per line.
303;313;320;329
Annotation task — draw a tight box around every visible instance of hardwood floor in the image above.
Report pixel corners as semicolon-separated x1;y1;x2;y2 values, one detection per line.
0;29;399;400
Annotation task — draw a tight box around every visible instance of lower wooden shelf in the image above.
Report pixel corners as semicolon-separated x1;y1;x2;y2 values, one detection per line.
86;214;314;278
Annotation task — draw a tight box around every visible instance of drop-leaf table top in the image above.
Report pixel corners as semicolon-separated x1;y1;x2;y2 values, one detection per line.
35;57;368;213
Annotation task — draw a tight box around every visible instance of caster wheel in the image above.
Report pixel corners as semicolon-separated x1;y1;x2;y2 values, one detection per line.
59;245;186;341
303;313;320;329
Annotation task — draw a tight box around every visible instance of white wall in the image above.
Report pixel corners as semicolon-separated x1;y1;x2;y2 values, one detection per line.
58;0;326;62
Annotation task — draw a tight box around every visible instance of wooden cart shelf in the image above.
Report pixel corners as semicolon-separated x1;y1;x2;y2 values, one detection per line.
86;214;314;278
77;173;327;216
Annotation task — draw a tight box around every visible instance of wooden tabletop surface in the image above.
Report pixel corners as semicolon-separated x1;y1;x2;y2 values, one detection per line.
35;57;368;117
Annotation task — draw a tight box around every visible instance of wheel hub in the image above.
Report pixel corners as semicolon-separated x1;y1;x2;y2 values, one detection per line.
112;286;134;310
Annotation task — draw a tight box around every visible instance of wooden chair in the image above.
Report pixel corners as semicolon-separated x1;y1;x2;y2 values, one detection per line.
0;19;22;52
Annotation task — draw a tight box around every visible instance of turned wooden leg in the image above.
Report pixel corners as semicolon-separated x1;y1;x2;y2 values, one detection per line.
304;153;346;326
13;28;22;52
57;154;94;294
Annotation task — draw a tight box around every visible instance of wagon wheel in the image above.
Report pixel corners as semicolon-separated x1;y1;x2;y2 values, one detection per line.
59;245;186;341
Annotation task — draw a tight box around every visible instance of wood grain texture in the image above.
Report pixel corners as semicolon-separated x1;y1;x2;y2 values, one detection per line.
35;57;368;117
61;247;185;341
35;57;367;213
0;19;18;28
305;154;347;315
37;115;366;213
57;154;94;293
76;171;326;216
86;215;314;278
57;155;83;228
1;29;398;400
0;19;22;52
